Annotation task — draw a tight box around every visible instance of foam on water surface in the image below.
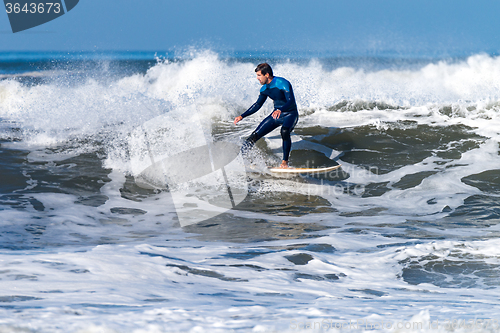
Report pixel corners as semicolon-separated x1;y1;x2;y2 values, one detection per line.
2;51;500;332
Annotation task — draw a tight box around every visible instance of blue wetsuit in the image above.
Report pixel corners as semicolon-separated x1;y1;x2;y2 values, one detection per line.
241;76;299;161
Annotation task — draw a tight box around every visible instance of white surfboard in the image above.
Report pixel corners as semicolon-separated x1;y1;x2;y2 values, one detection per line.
268;164;341;174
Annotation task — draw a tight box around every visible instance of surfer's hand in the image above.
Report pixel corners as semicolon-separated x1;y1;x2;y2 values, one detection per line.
234;116;243;125
272;109;281;119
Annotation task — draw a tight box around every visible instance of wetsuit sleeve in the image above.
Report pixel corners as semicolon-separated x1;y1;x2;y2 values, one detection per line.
241;93;267;118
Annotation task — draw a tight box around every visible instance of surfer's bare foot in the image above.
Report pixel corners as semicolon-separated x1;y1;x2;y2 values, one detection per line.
279;160;289;168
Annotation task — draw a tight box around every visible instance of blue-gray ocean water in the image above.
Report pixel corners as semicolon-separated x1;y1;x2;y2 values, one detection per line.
1;51;500;332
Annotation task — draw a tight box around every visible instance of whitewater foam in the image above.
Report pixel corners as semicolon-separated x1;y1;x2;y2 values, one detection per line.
3;51;500;332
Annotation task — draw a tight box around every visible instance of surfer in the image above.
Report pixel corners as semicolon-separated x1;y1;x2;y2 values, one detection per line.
234;63;299;169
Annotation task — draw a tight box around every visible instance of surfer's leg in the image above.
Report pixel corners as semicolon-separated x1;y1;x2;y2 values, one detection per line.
280;111;299;161
241;131;261;155
281;126;292;161
241;115;279;156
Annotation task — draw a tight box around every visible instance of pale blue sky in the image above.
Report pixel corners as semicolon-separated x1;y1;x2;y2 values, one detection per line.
1;0;500;57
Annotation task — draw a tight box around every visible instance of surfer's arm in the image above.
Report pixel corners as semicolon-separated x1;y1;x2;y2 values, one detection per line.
240;93;267;118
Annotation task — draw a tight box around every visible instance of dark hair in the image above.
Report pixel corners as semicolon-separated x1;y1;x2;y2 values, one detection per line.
255;63;273;77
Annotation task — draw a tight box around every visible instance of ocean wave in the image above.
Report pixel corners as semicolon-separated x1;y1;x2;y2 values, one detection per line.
1;51;500;171
3;51;500;331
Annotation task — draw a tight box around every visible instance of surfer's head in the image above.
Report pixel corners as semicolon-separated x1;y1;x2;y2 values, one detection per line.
255;63;273;85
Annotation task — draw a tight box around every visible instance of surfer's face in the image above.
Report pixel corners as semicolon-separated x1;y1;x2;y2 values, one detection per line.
256;71;271;85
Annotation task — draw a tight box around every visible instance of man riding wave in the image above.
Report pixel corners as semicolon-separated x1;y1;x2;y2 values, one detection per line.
234;63;299;168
